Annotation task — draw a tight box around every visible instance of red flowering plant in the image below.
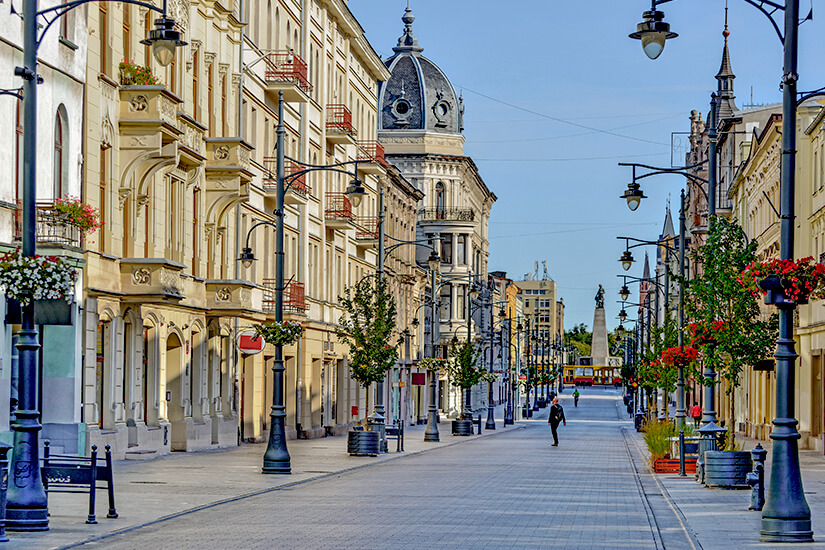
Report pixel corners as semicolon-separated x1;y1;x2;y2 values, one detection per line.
739;257;825;304
0;248;77;305
688;320;728;347
661;346;699;369
53;196;101;236
119;59;161;86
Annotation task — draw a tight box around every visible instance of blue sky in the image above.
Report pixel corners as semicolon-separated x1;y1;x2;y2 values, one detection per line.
348;0;825;330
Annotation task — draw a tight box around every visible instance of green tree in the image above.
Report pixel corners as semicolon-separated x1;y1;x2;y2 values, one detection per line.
565;323;592;357
336;277;399;388
681;217;778;447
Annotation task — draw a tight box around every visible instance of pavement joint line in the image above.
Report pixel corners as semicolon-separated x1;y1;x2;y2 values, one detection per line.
623;425;704;550
57;420;523;549
620;421;666;549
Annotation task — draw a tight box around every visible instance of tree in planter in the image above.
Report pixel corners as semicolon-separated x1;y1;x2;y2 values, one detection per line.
650;311;678;418
336;277;399;425
444;338;490;419
681;216;778;448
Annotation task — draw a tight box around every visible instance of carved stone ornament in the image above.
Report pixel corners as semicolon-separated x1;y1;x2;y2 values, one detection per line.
231;73;242;87
130;95;149;112
101;113;114;148
216;287;232;302
167;0;190;32
132;267;152;285
219;63;230;77
214;145;230;160
130;136;149;147
240;288;251;304
118;188;132;209
204;52;217;66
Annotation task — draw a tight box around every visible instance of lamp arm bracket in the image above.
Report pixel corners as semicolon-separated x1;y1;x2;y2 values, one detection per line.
797;88;825;107
741;0;785;43
762;190;781;220
244;220;278;248
35;0;166;51
0;88;23;100
618;236;677;254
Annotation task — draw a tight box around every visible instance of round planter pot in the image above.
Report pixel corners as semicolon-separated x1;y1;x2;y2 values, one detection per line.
704;450;752;489
347;430;379;456
451;419;473;436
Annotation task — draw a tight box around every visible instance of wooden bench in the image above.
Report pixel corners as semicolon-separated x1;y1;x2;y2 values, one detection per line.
41;441;118;524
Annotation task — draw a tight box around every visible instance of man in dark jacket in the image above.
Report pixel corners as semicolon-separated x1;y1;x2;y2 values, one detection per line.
547;397;566;446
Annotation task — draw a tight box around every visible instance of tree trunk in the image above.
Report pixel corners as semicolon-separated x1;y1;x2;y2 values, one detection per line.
728;384;736;449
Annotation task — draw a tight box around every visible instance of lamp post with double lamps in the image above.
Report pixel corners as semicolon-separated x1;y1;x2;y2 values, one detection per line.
627;1;816;537
483;303;508;430
504;319;523;425
5;0;184;530
619;164;723;439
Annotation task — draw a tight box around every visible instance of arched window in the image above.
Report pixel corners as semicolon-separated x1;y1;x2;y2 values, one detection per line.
435;182;445;218
53;109;66;198
286;20;290;51
275;9;281;50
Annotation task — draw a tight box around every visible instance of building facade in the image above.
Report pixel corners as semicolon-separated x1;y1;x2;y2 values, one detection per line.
0;0;88;454
377;8;495;418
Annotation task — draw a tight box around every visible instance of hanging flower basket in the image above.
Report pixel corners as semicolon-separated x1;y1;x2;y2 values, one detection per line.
52;196;102;236
252;320;303;347
418;358;447;371
739;257;825;304
119;59;161;86
0;249;76;306
660;346;699;369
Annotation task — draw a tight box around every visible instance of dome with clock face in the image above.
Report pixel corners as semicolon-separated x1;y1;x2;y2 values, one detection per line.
378;7;464;135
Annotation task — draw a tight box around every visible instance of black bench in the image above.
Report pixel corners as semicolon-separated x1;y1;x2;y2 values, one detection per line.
41;441;118;524
385;420;404;452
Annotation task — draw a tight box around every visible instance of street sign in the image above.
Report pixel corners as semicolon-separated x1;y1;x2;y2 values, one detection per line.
411;373;426;385
518;375;527;381
238;330;265;355
392;382;405;388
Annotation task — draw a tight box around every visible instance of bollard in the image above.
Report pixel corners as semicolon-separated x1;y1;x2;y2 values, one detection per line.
679;430;686;477
0;442;11;543
746;443;767;511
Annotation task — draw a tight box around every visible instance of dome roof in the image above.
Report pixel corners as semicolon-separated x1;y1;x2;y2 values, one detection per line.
378;8;463;134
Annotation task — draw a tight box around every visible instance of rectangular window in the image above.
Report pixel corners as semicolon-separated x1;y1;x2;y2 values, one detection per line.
193;51;199;120
440;236;452;264
100;145;109;252
456;286;466;320
208;63;214;135
122;4;131;62
221;74;228;137
100;4;110;76
192;188;200;276
456;235;466;265
439;285;452;321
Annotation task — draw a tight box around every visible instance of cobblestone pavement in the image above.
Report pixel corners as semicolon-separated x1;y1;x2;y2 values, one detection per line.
61;390;682;550
13;389;825;549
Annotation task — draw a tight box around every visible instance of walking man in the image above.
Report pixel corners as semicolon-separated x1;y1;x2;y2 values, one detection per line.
548;397;566;446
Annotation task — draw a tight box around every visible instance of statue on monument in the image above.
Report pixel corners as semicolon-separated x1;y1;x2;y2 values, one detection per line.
595;285;605;309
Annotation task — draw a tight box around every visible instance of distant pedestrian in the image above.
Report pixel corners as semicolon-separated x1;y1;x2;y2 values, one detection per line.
549;390;556;403
573;388;580;407
691;403;702;428
547;397;566;446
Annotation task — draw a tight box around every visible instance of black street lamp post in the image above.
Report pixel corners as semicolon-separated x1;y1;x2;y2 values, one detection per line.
8;0;183;530
628;0;812;540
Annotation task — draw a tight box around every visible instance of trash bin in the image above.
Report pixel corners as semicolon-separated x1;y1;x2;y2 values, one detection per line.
635;412;647;432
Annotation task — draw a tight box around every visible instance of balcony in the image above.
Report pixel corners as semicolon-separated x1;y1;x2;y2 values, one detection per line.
14;201;83;249
356;140;388;175
325;104;357;145
354;216;380;248
205;279;260;312
262;279;307;315
324;193;354;230
120;258;186;301
419;208;475;223
264;51;312;103
262;158;311;204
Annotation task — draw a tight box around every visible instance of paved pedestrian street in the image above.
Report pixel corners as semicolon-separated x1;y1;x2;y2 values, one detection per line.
12;389;825;550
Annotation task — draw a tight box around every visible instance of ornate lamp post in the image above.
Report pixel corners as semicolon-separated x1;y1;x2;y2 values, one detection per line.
6;0;184;530
627;1;813;540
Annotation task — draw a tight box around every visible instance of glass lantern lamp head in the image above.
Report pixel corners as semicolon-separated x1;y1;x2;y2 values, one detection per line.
344;177;367;208
411;317;420;328
620;182;647;211
428;250;440;272
499;307;507;319
141;17;187;67
617;324;626;337
469;283;480;300
620;284;631;301
619;308;627;322
239;247;256;269
620;250;635;271
628;10;678;60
